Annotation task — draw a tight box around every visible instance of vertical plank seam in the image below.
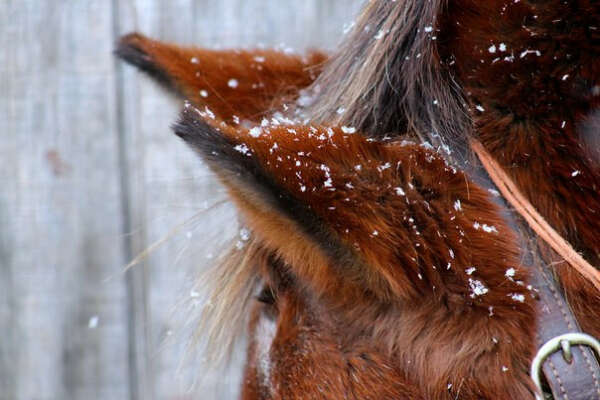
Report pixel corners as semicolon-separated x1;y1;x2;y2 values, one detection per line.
110;1;153;400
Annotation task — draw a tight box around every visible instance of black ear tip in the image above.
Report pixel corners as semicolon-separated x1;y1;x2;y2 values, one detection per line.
114;32;175;91
171;104;220;143
172;105;199;139
114;32;148;62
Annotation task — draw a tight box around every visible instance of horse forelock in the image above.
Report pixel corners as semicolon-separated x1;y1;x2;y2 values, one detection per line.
306;0;470;158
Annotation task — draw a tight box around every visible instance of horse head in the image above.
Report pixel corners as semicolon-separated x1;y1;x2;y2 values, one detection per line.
116;0;600;398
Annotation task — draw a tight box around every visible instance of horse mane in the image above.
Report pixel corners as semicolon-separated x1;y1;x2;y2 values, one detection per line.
306;0;470;152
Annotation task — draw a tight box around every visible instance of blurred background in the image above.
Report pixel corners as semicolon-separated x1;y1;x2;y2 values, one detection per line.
0;1;363;399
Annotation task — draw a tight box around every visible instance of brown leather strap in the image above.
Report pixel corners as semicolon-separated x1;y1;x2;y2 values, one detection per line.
471;139;600;399
530;249;600;399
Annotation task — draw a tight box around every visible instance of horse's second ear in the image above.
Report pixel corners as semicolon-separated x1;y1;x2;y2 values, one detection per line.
115;33;177;93
116;32;328;124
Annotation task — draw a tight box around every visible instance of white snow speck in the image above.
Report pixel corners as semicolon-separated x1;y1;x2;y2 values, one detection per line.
372;230;379;236
199;106;215;119
239;228;251;241
519;49;541;58
228;78;239;88
199;90;208;98
341;126;356;134
249;127;262;138
509;293;525;302
234;144;251;155
453;199;462;211
374;29;386;40
502;366;509;372
395;187;406;196
473;222;498;233
190;289;200;298
488;45;497;53
482;224;498;233
465;267;476;275
424;26;434;33
469;278;489;297
88;316;99;329
190;57;199;64
336;107;346;115
253;56;266;63
562;74;569;81
475;105;485;112
505;268;516;278
571;170;581;177
499;43;507;52
377;162;392;172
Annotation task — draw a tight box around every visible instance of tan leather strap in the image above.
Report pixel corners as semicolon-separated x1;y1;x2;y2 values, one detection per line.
470;139;600;292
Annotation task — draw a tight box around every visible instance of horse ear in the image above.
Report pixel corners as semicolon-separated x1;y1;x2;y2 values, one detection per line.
172;106;374;301
173;106;531;312
116;33;327;124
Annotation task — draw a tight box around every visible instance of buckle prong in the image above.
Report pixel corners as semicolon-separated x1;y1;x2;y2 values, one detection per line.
560;339;572;364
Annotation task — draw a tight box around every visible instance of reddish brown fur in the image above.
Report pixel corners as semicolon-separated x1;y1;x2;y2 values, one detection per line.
442;0;600;337
117;33;326;124
116;0;600;398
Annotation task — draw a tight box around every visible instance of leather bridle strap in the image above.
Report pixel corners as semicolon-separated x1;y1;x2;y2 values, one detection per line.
471;139;600;400
470;140;600;292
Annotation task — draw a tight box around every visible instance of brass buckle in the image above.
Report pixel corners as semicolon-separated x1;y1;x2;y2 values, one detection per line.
530;333;600;400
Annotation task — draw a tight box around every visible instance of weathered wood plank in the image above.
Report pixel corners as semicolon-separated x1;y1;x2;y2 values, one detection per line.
0;1;130;399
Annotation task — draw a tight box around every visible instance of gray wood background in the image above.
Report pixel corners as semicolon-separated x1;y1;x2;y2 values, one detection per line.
0;1;363;399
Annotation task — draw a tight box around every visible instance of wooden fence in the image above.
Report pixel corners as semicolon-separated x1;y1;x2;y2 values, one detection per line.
0;1;363;399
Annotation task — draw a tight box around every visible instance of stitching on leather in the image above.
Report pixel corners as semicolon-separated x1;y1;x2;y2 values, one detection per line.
580;348;600;398
535;260;573;399
548;358;568;399
538;262;574;330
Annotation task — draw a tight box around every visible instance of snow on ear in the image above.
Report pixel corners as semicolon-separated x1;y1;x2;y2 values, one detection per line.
173;106;531;312
172;106;395;302
116;32;327;124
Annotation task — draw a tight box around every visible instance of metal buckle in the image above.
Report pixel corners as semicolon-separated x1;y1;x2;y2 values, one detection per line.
530;333;600;400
